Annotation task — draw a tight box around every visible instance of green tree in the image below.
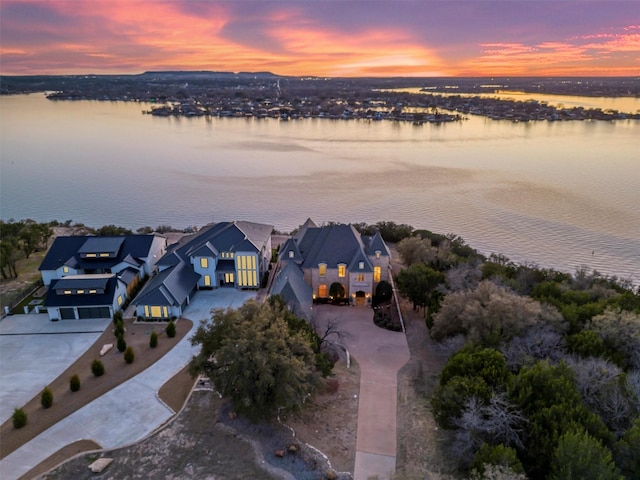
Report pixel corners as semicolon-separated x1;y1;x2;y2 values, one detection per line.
440;347;509;389
12;408;27;429
41;386;53;408
549;429;622;480
470;443;525;476
165;319;176;338
117;334;127;352
124;346;135;364
396;264;445;312
189;300;320;422
149;331;158;348
566;329;607;358
613;417;640;478
396;236;432;266
91;359;105;377
69;373;81;392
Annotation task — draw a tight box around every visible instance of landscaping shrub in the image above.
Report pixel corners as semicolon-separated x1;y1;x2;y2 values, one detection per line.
117;334;127;352
41;386;53;409
166;319;176;338
69;373;81;392
91;359;105;377
149;331;158;348
124;346;135;364
114;320;125;338
12;408;27;429
112;311;123;324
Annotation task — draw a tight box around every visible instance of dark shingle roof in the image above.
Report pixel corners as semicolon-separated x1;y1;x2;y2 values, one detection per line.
299;224;366;269
365;231;391;257
278;238;303;264
45;277;119;307
134;261;200;307
271;262;312;313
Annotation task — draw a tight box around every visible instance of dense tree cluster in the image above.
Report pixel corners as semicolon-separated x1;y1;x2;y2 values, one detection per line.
389;223;639;479
189;298;331;422
0;219;53;279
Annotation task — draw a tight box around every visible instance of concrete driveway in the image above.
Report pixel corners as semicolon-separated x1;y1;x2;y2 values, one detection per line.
314;305;410;480
0;289;257;480
0;314;110;423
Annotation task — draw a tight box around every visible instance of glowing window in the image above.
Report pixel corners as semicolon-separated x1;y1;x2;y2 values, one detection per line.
225;272;234;284
200;258;208;268
163;306;169;317
89;289;97;294
319;263;327;276
338;264;346;278
64;290;72;295
374;266;381;282
357;274;365;282
150;306;162;318
63;266;69;273
86;253;97;258
204;275;211;286
318;284;327;297
144;306;150;317
100;253;109;257
375;250;381;259
359;261;364;270
77;289;85;294
117;295;123;306
289;250;294;258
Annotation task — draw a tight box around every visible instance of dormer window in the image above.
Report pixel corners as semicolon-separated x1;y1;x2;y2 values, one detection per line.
63;266;69;274
289;250;294;258
359;261;364;270
319;263;327;276
375;250;381;259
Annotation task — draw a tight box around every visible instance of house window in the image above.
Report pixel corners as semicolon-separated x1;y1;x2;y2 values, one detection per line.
117;295;123;306
375;250;381;259
338;264;346;278
236;255;257;287
318;284;327;297
357;274;365;282
318;263;327;277
225;272;234;284
77;290;85;294
359;261;364;270
63;266;69;273
64;290;72;295
86;253;97;258
204;275;211;286
100;253;109;257
150;306;162;318
163;306;169;318
144;305;150;317
289;250;294;258
200;258;208;268
374;266;381;282
89;289;97;294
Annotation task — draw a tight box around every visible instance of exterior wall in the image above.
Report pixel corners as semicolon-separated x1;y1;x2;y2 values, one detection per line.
144;235;168;275
260;237;273;272
348;272;374;301
235;251;260;288
41;270;59;287
193;255;217;288
309;267;348;298
369;255;391;285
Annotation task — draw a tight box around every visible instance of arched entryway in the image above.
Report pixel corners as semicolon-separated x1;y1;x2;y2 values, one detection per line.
355;290;366;306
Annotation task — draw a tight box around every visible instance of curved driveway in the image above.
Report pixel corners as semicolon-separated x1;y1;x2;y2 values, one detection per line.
0;290;255;480
314;305;410;480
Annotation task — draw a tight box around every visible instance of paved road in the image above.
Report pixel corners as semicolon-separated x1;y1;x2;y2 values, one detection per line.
0;290;256;480
315;305;410;480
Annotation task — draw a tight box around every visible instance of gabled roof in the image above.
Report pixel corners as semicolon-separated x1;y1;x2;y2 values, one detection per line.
40;235;160;271
118;267;139;286
45;276;119;307
278;238;303;264
271;262;312;313
365;231;391;257
298;224;367;269
348;249;374;273
293;218;318;242
134;261;200;307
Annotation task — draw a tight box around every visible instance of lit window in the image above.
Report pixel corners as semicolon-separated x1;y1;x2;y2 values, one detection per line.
319;263;327;276
230;252;234;258
357;274;365;282
144;306;150;317
64;290;72;295
77;289;85;294
225;272;234;284
86;253;97;258
375;250;381;259
150;306;162;318
89;289;97;294
289;250;294;258
63;266;69;273
100;253;109;257
338;264;346;278
200;258;208;268
163;306;169;318
374;266;381;282
318;284;327;297
204;275;211;286
359;261;364;270
117;295;123;306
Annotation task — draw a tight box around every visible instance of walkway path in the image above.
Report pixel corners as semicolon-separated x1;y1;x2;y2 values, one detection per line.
315;305;411;480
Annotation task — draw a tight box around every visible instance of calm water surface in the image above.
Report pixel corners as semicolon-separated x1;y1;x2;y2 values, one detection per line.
1;94;639;283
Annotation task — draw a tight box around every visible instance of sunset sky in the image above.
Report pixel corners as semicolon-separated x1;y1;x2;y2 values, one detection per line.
1;0;638;77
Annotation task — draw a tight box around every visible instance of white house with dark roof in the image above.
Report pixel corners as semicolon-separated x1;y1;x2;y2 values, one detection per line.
133;221;273;320
39;234;166;321
274;219;391;310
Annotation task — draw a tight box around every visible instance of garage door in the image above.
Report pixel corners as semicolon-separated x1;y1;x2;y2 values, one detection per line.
77;307;111;319
60;308;76;320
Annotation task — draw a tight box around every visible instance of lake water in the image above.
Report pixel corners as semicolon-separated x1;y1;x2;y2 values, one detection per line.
1;93;639;284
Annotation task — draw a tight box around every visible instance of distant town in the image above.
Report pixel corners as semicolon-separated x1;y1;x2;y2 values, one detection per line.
2;72;639;123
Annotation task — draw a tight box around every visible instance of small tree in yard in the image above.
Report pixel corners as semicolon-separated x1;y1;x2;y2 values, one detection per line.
41;386;53;408
124;346;135;364
91;359;105;377
117;334;127;352
150;331;158;348
69;374;81;392
165;319;176;338
12;408;27;429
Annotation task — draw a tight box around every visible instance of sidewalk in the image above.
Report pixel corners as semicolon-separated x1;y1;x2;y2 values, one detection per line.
315;305;410;480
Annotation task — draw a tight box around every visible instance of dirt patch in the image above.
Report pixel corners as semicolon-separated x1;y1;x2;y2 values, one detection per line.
0;317;192;459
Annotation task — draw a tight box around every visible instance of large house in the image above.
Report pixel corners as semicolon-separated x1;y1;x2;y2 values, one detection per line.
133;221;273;320
39;235;166;321
272;219;391;317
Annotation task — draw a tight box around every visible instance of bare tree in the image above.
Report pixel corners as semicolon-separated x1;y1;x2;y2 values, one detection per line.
501;325;566;371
